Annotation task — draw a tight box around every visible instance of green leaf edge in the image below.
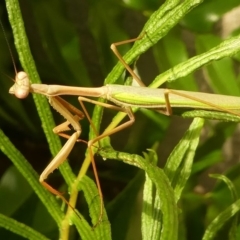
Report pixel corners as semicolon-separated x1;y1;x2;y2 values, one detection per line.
0;213;49;240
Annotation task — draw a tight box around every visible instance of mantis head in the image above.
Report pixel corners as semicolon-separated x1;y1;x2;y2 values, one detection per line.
9;71;30;99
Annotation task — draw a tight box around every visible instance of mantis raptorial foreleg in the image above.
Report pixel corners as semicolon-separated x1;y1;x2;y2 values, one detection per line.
11;71;105;217
12;73;88;202
39;96;84;195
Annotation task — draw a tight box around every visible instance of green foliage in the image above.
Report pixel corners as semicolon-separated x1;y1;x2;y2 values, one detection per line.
1;0;240;239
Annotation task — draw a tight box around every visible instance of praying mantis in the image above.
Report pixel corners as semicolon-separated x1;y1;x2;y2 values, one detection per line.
8;35;240;222
4;0;240;229
4;0;240;239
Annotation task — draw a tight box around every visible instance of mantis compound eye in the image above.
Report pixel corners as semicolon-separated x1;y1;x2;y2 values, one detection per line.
9;71;30;99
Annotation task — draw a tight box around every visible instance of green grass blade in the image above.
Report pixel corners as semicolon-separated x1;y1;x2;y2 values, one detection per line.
210;174;239;201
0;213;49;240
100;148;178;240
151;34;240;88
104;0;203;85
107;171;144;240
203;198;240;240
77;175;111;240
164;118;204;201
208;174;239;239
6;0;75;189
0;129;63;225
142;149;162;240
5;0;88;237
90;0;203;143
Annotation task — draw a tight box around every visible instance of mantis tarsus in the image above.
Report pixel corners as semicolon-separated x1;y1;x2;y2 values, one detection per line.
8;35;240;223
